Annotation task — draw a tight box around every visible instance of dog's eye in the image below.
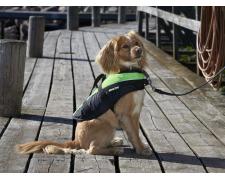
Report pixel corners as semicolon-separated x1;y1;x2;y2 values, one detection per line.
122;44;129;49
135;41;139;46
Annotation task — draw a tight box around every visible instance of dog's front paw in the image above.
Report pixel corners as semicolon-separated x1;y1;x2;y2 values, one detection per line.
71;149;87;155
141;146;153;156
114;147;124;155
136;144;153;156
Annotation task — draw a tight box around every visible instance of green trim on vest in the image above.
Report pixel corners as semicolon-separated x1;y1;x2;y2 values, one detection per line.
102;72;145;88
91;72;146;95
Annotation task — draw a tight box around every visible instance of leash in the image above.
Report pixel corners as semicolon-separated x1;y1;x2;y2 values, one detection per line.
90;66;225;97
142;66;225;96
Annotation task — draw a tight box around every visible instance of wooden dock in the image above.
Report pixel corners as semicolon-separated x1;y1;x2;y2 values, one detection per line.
0;22;225;173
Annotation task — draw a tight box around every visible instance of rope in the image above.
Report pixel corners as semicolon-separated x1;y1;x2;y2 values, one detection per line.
197;6;225;89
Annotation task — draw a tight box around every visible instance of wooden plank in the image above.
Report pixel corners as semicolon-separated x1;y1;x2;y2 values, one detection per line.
116;130;161;173
23;58;37;90
71;31;99;173
72;31;115;173
28;31;74;173
83;31;100;61
23;32;49;90
141;95;206;172
0;31;59;172
143;61;225;172
148;59;225;146
138;6;200;32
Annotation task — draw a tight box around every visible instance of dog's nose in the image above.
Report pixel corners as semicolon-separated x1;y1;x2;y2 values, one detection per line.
136;47;142;55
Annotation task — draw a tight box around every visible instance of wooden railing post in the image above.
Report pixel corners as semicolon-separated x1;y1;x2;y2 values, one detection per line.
0;40;26;117
118;6;126;24
155;7;162;48
172;7;179;60
92;7;101;27
138;11;144;35
27;16;45;58
145;13;149;40
195;6;200;75
67;6;79;30
0;20;4;39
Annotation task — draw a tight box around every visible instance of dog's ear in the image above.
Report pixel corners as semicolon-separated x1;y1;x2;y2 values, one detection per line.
95;39;120;74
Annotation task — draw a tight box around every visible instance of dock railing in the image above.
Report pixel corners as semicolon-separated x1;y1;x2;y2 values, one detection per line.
137;6;201;74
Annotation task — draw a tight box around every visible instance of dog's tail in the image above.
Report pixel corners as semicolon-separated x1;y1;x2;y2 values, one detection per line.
16;140;80;154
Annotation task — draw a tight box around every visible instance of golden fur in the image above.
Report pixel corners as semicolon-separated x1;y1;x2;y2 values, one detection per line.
16;31;152;156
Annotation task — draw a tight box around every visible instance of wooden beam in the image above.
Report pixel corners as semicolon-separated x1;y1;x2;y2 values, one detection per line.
118;6;126;24
138;11;144;35
137;6;200;32
155;7;161;48
92;7;101;27
195;6;200;76
145;13;149;39
27;16;45;58
172;7;179;60
0;20;4;39
67;6;79;30
0;40;26;117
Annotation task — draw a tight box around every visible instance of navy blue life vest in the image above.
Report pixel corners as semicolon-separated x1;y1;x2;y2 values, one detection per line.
72;70;149;122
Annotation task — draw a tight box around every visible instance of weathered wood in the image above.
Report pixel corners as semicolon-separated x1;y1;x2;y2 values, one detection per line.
23;32;49;91
28;31;74;173
0;32;59;173
27;16;45;58
144;61;225;172
118;7;126;24
92;7;101;27
67;6;79;31
141;96;206;172
0;20;4;39
145;13;149;40
195;6;200;76
155;7;161;48
23;58;37;90
83;31;101;61
172;7;179;60
137;11;144;35
115;130;161;173
0;40;26;117
137;6;200;32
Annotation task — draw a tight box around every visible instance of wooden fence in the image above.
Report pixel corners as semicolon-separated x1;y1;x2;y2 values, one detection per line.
137;6;201;74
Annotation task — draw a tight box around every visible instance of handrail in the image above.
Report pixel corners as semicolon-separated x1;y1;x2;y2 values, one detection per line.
137;6;200;32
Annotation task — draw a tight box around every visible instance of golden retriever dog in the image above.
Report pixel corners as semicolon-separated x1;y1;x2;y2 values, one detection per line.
16;31;152;156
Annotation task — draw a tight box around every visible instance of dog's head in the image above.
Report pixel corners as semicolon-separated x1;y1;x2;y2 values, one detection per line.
96;31;147;74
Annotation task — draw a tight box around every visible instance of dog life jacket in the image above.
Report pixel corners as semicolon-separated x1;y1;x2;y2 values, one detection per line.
72;70;149;122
